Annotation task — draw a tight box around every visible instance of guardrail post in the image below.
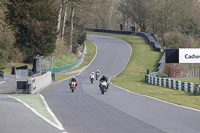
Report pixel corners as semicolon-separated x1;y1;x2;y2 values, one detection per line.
161;78;164;87
175;80;179;90
150;76;152;84
181;82;185;91
157;77;159;86
166;79;169;88
153;77;155;85
148;75;150;83
194;84;199;95
187;83;190;92
171;79;174;89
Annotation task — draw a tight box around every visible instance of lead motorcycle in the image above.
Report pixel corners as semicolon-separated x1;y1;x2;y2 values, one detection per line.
99;81;108;94
70;81;77;92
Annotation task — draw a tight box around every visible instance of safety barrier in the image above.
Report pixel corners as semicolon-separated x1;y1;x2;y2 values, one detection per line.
52;44;86;73
136;32;161;52
86;27;134;35
28;71;52;94
145;74;200;95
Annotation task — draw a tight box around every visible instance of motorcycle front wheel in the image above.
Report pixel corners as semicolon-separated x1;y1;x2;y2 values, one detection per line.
101;87;105;94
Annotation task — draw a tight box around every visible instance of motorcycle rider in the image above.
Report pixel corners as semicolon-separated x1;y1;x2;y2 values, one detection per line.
90;72;95;79
95;70;101;80
69;77;79;90
99;75;109;91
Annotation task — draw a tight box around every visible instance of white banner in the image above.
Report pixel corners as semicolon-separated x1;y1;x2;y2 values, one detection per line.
179;48;200;63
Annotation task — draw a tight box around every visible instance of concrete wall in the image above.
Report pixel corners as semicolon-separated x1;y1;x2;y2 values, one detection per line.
28;71;52;94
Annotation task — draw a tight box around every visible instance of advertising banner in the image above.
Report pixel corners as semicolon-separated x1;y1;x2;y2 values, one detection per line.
179;48;200;63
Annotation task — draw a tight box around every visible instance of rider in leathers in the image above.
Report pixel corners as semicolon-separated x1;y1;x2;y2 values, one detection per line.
90;72;95;79
95;70;101;78
69;77;79;90
99;75;109;91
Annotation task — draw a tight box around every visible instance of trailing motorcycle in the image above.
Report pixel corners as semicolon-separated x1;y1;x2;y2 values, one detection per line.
99;81;108;94
96;72;100;80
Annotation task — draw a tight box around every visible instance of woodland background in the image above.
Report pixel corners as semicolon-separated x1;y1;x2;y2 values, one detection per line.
1;0;200;74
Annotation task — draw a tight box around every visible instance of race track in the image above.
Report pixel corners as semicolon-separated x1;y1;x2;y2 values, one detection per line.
42;34;200;133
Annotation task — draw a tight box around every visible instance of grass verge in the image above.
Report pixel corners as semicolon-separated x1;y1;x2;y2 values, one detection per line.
53;52;77;68
65;39;96;73
55;39;96;81
9;94;58;125
88;31;200;110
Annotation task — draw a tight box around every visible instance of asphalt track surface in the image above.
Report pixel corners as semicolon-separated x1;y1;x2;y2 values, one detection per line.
0;74;61;133
42;34;200;133
0;74;16;94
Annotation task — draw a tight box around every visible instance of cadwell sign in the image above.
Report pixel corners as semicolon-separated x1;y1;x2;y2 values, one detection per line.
179;48;200;63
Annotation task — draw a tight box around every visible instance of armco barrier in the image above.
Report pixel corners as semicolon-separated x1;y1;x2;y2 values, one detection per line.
86;27;134;35
136;32;161;52
28;71;52;94
145;74;199;95
52;43;86;73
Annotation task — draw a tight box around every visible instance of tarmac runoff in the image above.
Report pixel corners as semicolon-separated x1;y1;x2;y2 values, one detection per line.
8;94;64;131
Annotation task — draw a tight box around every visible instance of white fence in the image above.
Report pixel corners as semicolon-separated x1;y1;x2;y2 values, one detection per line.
145;75;199;95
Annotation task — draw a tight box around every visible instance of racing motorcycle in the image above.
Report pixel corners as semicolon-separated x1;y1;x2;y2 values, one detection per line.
96;72;100;80
70;81;77;92
90;75;95;84
99;81;108;94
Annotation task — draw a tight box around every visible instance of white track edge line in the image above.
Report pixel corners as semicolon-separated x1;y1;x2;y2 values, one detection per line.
39;94;65;130
8;95;65;131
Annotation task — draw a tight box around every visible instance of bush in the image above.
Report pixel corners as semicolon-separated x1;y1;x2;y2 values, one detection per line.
165;63;181;77
165;32;199;48
0;53;7;69
164;32;184;48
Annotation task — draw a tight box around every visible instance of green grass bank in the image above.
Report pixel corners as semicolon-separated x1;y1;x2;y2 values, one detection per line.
54;39;96;81
88;31;200;110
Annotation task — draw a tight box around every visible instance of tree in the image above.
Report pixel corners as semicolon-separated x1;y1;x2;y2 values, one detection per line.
118;0;153;32
165;63;181;77
0;0;16;62
7;0;59;62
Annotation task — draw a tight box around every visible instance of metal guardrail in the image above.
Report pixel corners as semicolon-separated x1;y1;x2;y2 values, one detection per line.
136;32;161;52
149;53;165;77
52;43;86;73
86;27;134;35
